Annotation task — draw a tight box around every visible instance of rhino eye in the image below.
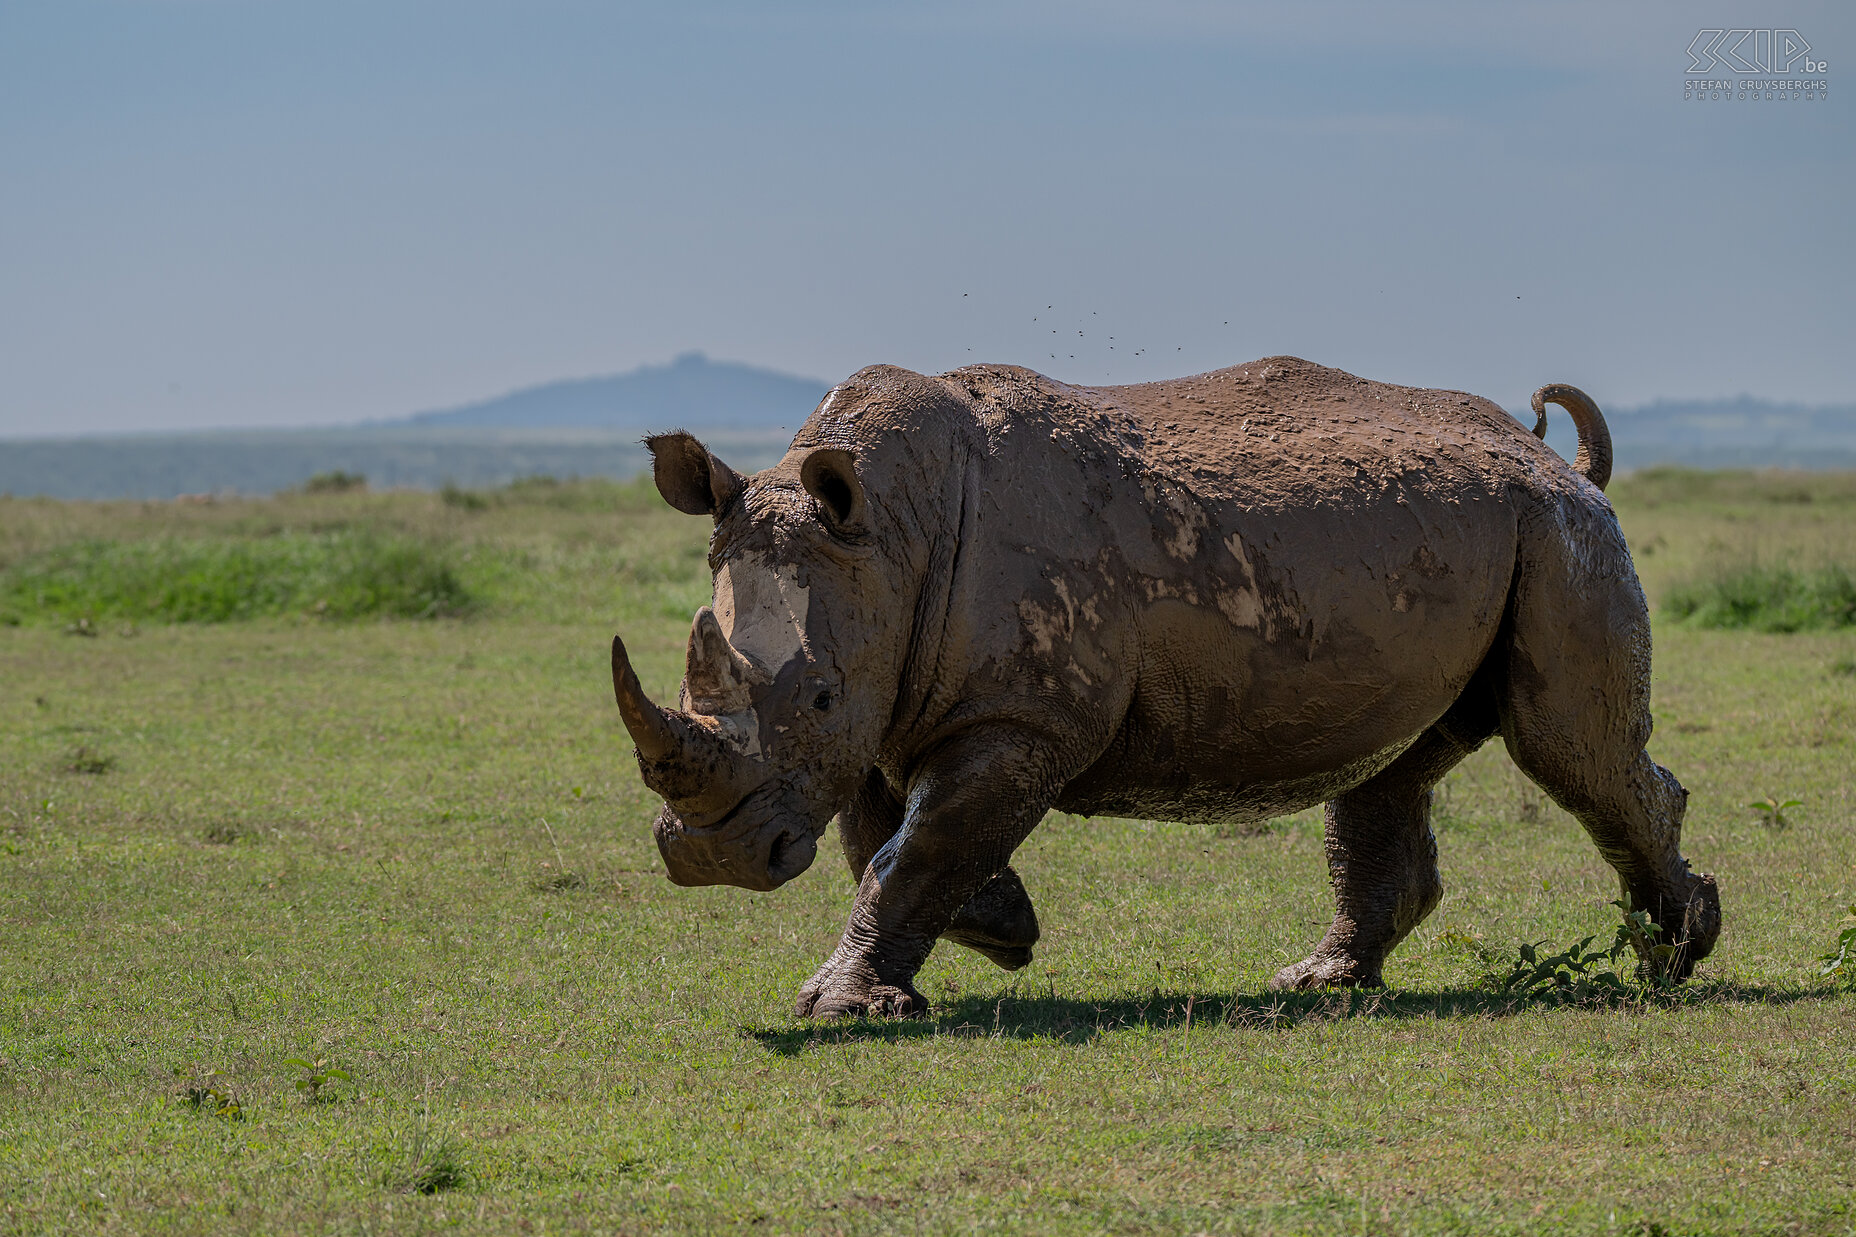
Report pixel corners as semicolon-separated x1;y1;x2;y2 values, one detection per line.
812;691;832;713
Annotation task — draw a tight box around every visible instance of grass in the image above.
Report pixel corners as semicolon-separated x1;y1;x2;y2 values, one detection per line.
1;470;1853;1234
377;1105;470;1194
0;532;477;624
1608;469;1856;631
1665;563;1856;632
0;476;710;630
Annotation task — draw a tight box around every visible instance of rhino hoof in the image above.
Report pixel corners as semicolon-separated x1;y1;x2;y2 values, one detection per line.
797;982;927;1020
1268;954;1382;991
942;867;1040;971
941;932;1034;972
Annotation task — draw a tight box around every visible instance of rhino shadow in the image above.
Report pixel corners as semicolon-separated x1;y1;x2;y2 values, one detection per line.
746;979;1832;1055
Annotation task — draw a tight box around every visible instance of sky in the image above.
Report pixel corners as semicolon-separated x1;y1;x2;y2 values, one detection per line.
1;1;1850;436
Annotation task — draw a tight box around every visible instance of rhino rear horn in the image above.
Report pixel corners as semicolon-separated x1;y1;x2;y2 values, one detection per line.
646;432;744;517
684;607;770;715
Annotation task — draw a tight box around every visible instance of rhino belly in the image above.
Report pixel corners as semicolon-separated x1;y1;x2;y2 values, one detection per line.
1053;585;1499;825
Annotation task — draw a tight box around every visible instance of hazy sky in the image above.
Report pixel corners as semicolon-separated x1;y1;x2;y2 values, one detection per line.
2;1;1849;436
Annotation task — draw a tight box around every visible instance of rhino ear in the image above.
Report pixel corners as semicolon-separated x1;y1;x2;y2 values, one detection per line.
800;448;866;532
646;432;744;518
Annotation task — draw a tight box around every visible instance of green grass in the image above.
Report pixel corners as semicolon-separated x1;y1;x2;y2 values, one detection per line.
0;532;478;624
1;471;1854;1235
0;477;711;632
1665;562;1856;632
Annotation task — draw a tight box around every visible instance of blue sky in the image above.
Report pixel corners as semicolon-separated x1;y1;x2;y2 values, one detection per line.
1;1;1849;435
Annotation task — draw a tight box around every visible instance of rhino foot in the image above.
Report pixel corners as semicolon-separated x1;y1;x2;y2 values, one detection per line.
942;867;1040;972
1269;952;1383;992
942;935;1034;971
796;953;928;1020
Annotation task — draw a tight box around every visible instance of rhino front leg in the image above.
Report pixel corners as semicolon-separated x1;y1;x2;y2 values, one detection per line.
838;769;1041;972
1272;715;1490;990
799;731;1058;1018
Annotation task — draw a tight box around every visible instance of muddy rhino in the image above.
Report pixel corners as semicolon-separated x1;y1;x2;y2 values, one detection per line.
608;356;1720;1017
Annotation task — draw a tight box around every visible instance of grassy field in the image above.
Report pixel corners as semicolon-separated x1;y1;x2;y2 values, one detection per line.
1;471;1853;1235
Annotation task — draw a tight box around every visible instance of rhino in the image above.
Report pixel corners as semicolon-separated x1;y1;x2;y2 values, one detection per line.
608;356;1720;1017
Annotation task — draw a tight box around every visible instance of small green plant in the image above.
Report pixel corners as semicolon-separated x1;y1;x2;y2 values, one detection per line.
283;1056;351;1102
176;1069;243;1120
1820;906;1856;988
64;745;114;775
1494;933;1631;999
1748;795;1802;829
1490;902;1685;998
1830;655;1856;678
1612;903;1685;986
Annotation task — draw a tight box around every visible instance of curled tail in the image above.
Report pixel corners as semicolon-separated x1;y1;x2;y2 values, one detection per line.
1529;383;1612;491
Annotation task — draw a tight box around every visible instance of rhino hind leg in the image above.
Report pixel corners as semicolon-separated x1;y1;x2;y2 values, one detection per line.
1270;712;1493;991
838;769;1040;971
1521;745;1720;981
1495;546;1721;979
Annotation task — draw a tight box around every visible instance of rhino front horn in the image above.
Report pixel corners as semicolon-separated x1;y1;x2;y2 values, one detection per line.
611;634;682;762
611;634;758;815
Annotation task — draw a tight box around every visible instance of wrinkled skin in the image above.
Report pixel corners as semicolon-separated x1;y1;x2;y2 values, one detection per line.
609;356;1721;1018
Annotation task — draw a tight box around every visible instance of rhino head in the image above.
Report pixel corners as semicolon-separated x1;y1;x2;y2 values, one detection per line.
609;402;932;891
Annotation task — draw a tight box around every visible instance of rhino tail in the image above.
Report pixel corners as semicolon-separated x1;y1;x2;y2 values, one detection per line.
1529;383;1613;492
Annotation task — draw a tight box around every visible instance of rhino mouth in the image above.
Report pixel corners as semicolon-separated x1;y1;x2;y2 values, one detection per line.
652;785;821;892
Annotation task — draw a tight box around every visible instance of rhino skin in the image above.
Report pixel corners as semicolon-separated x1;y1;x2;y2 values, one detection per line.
609;355;1720;1018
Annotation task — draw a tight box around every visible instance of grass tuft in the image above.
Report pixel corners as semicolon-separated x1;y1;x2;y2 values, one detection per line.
63;744;114;775
381;1111;469;1195
0;531;477;623
528;868;587;892
1663;561;1856;631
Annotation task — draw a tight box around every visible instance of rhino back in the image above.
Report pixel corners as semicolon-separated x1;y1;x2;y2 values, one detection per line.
931;356;1572;824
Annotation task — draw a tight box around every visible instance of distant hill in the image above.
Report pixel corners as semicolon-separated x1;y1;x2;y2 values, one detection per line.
1602;396;1856;468
399;352;832;432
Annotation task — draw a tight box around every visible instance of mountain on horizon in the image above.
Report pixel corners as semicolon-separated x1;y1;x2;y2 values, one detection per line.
1605;394;1856;451
400;351;833;431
